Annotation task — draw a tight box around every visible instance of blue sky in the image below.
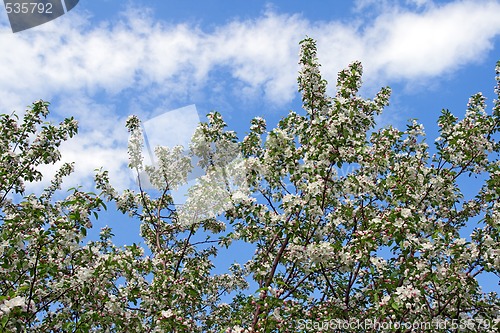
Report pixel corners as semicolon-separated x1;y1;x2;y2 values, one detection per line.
1;0;500;292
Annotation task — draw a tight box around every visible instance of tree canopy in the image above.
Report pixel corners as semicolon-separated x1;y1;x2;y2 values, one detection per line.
0;38;499;332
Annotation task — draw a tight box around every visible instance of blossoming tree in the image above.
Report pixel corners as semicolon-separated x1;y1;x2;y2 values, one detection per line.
1;38;499;332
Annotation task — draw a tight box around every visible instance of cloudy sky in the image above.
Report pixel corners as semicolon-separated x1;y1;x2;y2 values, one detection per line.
1;0;499;292
1;0;500;191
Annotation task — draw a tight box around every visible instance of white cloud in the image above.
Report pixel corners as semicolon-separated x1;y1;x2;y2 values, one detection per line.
362;1;500;80
1;0;499;192
2;1;499;109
